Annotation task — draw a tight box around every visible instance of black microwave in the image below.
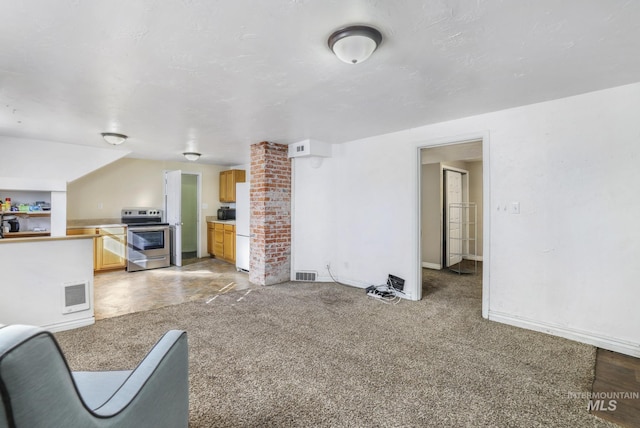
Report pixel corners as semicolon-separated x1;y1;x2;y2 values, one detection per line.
217;207;236;220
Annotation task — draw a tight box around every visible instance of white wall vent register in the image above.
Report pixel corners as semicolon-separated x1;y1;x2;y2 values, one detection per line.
288;139;332;158
62;281;90;314
294;271;317;282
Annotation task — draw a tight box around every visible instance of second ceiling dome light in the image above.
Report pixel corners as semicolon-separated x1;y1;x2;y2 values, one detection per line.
328;25;382;64
183;152;201;161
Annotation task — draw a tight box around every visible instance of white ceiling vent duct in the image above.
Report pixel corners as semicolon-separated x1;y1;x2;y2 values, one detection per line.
288;139;332;158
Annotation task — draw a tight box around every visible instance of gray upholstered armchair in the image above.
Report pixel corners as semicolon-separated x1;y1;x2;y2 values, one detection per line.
0;324;188;428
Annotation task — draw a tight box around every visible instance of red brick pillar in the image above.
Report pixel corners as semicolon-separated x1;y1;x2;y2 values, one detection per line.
249;141;291;285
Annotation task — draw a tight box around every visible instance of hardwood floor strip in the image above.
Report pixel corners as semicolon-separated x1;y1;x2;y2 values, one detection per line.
590;348;640;428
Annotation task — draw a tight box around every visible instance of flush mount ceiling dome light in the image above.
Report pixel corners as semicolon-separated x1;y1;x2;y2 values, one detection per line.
101;132;128;145
328;25;382;64
183;152;201;161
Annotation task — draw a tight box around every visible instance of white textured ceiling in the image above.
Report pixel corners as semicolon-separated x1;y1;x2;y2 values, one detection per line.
1;0;639;165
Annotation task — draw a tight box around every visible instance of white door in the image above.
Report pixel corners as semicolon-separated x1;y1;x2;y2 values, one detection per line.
445;170;463;267
165;170;182;267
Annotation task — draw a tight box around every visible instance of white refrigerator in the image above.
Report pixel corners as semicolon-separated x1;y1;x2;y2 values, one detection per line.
235;182;250;272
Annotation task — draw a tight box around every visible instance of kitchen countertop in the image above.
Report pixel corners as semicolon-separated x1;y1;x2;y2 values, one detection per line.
67;218;126;228
0;234;96;244
206;216;235;225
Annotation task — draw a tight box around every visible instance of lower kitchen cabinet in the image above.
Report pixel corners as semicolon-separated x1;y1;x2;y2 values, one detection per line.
95;227;126;271
207;222;215;256
223;224;235;263
214;223;224;258
207;222;235;264
67;226;126;272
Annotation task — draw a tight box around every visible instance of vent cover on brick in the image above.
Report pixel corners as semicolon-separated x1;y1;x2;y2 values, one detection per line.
295;271;317;282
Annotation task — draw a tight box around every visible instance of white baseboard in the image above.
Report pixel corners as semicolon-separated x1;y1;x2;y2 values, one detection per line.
422;262;441;270
313;275;336;283
463;255;483;262
489;311;640;358
322;276;369;288
43;316;95;333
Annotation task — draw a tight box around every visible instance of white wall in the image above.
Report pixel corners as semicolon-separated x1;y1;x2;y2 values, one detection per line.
291;155;338;282
0;237;95;332
467;160;483;258
421;163;441;268
292;82;640;357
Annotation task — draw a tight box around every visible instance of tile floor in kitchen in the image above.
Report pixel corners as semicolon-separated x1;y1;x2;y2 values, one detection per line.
93;257;254;320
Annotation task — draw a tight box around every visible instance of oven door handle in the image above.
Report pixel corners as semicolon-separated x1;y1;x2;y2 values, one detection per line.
127;226;169;232
139;255;168;261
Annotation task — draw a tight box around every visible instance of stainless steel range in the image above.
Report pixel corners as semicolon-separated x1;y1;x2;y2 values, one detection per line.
121;208;170;272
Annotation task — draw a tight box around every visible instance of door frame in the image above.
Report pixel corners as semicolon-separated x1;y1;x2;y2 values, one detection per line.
415;131;490;319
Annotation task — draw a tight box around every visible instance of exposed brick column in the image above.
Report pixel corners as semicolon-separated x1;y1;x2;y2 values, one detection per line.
249;141;291;285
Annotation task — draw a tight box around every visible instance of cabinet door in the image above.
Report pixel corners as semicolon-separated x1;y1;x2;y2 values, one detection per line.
219;170;229;202
219;170;246;203
223;225;235;263
67;228;97;236
207;224;215;255
96;234;126;271
225;172;235;202
214;224;224;257
95;227;126;271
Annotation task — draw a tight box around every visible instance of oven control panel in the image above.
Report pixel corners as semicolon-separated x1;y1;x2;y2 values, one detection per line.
121;208;163;217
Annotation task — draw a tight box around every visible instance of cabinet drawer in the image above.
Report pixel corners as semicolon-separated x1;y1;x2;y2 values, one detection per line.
99;226;125;236
67;228;98;236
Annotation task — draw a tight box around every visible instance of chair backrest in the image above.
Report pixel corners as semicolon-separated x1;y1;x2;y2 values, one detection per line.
0;325;92;427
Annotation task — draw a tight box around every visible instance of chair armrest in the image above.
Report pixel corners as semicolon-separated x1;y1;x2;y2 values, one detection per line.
88;330;189;427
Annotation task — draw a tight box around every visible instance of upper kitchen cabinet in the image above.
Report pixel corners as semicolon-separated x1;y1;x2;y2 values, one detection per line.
219;170;246;203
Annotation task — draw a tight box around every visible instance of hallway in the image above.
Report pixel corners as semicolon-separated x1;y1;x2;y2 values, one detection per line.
93;258;254;320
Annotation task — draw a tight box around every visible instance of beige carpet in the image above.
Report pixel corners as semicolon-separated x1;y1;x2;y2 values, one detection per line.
55;273;615;427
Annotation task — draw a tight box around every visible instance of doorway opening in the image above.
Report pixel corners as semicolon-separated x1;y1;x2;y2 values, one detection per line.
181;174;198;262
165;170;202;267
418;138;487;314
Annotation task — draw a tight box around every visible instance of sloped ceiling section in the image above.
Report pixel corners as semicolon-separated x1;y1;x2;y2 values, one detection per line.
0;137;129;188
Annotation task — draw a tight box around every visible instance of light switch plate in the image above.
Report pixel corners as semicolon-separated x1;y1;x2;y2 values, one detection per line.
511;202;520;214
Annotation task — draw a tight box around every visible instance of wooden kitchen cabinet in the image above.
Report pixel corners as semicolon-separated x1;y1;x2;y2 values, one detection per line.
219;169;246;202
67;228;97;236
95;228;126;271
207;222;215;255
213;223;224;258
224;224;235;263
209;222;236;264
67;226;126;272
